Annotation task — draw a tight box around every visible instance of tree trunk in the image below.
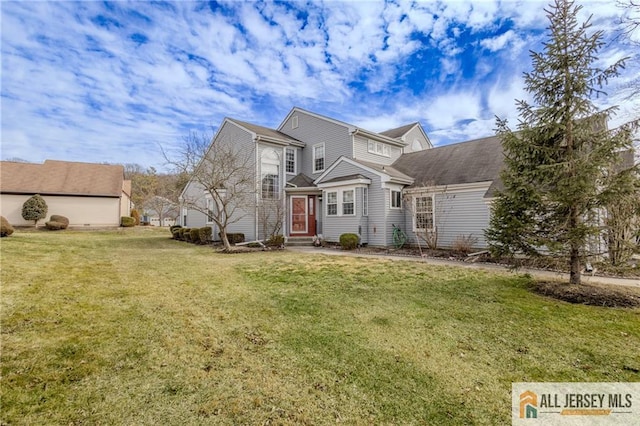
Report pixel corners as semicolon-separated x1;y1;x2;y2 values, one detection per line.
569;244;581;285
220;230;232;251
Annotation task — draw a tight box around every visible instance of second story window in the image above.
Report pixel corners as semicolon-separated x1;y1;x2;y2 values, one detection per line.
285;148;296;174
368;140;390;157
313;143;325;173
261;148;280;199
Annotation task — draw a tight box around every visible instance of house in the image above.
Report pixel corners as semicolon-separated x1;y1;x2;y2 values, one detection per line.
142;195;178;227
180;107;503;248
0;160;132;227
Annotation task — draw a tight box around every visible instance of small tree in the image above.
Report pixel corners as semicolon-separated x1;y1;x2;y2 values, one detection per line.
22;194;48;226
486;0;639;285
164;131;256;251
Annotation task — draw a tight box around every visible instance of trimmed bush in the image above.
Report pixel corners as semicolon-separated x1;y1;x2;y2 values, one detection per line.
22;194;48;226
266;235;285;247
121;216;136;227
170;225;182;237
171;228;181;240
339;233;359;250
190;227;200;243
221;233;245;244
199;227;212;244
45;221;66;230
183;228;192;242
1;216;14;237
45;215;69;230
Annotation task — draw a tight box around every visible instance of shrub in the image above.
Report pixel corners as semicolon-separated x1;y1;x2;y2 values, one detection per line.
45;215;69;230
171;227;182;240
266;234;285;247
1;216;14;237
170;224;182;235
183;228;192;242
190;227;200;243
45;221;66;230
222;233;245;244
339;233;359;250
130;209;140;226
199;227;212;244
121;216;136;227
22;194;48;226
452;234;479;254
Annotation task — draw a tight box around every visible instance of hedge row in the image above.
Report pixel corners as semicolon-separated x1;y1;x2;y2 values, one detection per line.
170;225;214;245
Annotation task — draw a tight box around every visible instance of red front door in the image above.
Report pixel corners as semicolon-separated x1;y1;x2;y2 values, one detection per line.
290;196;316;236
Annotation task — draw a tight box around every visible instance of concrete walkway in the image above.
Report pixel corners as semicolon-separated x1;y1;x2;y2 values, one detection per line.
286;246;640;289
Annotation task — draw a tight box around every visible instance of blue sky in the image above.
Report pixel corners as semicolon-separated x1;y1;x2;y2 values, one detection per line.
2;0;638;170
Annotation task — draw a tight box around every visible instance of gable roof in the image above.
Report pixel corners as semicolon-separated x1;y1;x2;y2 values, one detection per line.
380;122;419;139
315;156;414;186
227;118;304;147
287;173;316;188
392;135;504;188
0;160;126;197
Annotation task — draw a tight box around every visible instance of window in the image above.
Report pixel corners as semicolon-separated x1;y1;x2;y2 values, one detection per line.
285;147;296;174
391;190;402;209
367;140;390;157
292;115;298;129
313;144;325;173
261;148;280;199
414;195;434;231
327;191;337;216
342;189;354;215
362;187;368;216
205;198;214;223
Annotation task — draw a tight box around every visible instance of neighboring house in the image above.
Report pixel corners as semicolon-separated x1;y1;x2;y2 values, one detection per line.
142;195;178;227
0;160;132;227
180;107;504;248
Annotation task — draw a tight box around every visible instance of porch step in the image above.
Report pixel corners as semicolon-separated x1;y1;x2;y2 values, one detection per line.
286;237;315;247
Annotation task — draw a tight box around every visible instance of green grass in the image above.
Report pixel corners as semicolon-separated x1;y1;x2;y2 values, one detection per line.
1;228;639;425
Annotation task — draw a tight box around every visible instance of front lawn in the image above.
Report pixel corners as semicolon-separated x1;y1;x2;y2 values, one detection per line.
2;228;639;424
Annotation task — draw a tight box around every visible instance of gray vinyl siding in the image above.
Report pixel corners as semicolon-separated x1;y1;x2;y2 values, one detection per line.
183;120;258;241
181;180;208;228
318;161;395;247
352;135;402;165
280;111;353;178
404;186;491;249
403;126;430;153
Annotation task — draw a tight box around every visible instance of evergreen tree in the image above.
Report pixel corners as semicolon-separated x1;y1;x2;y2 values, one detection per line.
486;0;639;285
22;194;48;226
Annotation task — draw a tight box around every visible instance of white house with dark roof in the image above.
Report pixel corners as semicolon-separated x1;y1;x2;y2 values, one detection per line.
180;107;504;248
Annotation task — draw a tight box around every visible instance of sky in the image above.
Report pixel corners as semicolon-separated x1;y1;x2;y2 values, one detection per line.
2;0;639;171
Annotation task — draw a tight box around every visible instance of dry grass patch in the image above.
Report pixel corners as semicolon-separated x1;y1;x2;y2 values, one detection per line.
1;228;639;424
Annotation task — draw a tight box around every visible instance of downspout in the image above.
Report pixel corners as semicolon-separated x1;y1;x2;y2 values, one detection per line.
255;141;259;241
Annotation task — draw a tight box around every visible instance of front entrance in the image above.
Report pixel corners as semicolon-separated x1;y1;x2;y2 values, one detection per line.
290;195;316;236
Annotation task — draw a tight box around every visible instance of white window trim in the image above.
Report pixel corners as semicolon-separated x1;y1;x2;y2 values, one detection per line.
313;143;325;173
324;188;357;217
342;189;355;216
412;194;435;232
292;115;298;129
390;189;402;209
326;191;338;216
261;148;281;200
367;139;390;158
205;196;214;224
285;147;296;175
362;187;368;217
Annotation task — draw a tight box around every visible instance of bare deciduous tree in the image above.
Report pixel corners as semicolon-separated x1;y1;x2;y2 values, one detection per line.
164;131;256;251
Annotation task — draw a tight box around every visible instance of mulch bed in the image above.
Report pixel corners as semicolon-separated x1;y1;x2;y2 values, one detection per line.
531;281;640;308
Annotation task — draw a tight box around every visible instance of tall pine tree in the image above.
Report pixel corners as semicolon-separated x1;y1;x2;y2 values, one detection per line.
486;0;639;285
